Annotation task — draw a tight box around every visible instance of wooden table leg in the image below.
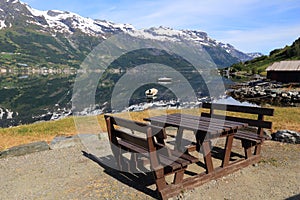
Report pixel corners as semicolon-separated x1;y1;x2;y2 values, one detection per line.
175;127;184;151
202;141;214;173
222;134;234;167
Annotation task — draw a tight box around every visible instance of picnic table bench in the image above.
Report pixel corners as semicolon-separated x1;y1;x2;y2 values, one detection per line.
201;103;274;159
103;103;274;199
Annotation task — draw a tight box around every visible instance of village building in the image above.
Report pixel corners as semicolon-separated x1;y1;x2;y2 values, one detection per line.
266;60;300;83
0;67;7;73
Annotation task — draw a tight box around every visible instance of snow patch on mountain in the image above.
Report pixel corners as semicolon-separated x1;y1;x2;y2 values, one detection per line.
0;107;18;120
247;52;264;58
26;5;134;37
128;27;181;42
0;0;261;61
128;26;218;47
0;20;6;29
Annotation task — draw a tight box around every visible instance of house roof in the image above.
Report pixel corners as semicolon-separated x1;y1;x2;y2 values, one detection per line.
266;60;300;71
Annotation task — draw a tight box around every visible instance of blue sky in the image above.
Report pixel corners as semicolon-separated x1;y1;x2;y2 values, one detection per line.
21;0;300;54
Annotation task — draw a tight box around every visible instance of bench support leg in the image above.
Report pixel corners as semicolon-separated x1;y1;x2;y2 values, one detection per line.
173;169;185;184
175;127;184;152
254;144;262;155
111;146;125;171
130;153;140;172
241;140;253;159
244;147;252;159
153;169;167;199
202;141;214;173
222;134;234;167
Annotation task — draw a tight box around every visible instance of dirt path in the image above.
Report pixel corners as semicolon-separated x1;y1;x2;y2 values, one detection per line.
0;137;299;200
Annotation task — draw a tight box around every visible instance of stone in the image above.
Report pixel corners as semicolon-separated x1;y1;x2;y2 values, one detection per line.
272;130;300;144
263;129;272;140
265;89;272;93
50;135;81;150
0;141;50;158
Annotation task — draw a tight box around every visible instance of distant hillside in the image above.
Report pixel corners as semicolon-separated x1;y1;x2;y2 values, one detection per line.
230;37;300;74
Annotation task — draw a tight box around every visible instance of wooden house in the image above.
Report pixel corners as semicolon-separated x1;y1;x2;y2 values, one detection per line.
266;61;300;83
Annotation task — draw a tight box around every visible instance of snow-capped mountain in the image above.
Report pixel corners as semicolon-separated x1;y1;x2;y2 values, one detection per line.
0;0;134;36
0;0;260;68
27;7;135;37
246;52;264;59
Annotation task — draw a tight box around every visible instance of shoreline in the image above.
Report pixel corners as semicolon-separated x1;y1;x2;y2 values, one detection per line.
228;79;300;107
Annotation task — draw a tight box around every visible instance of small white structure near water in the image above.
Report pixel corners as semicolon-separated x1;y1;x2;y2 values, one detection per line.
158;77;172;84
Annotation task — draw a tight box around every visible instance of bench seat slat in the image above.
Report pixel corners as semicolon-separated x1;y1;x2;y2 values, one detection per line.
118;140;181;171
234;131;265;143
116;130;149;149
118;139;148;153
117;138;197;171
155;143;199;164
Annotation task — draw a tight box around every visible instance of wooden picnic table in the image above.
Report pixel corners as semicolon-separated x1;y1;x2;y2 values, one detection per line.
103;105;273;199
144;113;248;174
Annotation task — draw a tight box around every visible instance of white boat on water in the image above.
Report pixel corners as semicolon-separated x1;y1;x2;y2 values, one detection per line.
158;77;172;84
145;88;158;99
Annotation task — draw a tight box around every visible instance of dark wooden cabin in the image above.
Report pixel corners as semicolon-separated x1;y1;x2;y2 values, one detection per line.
266;61;300;83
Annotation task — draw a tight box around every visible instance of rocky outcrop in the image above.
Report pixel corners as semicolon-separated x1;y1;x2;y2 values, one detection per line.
0;141;50;158
272;130;300;144
0;134;104;158
229;80;300;106
50;135;82;150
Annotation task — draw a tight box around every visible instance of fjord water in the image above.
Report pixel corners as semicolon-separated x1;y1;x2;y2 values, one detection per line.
0;71;236;128
0;73;75;127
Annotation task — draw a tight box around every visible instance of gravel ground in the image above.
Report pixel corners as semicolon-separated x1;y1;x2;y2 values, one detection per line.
0;135;299;200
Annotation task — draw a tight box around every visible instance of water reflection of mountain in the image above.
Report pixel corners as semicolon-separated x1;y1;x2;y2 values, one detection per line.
0;74;75;127
0;70;234;128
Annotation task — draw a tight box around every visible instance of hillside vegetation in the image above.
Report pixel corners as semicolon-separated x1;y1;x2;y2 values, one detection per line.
0;27;100;69
230;37;300;75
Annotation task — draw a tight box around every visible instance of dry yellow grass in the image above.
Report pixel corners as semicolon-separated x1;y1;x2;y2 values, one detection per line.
0;107;299;151
268;107;300;132
0;117;77;150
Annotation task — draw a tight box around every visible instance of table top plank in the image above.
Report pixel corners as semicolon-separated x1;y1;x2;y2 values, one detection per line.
157;115;240;130
144;113;248;136
170;113;247;127
146;116;227;134
145;113;247;127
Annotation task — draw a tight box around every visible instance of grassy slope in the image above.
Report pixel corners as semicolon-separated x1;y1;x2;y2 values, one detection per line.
230;37;300;74
0;107;299;151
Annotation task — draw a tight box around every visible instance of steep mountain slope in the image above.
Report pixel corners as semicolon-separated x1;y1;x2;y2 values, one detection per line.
0;0;131;68
0;0;259;70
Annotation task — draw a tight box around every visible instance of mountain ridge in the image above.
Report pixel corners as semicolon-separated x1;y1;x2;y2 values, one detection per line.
0;0;262;70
